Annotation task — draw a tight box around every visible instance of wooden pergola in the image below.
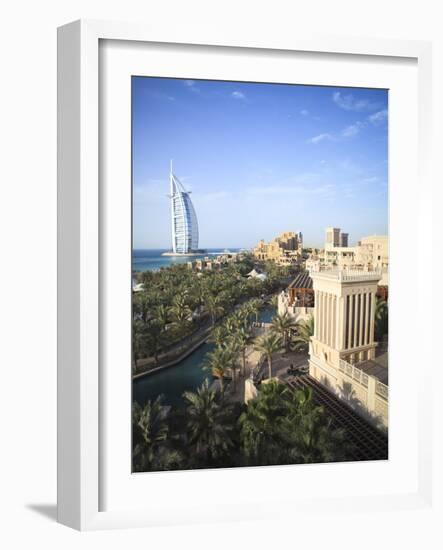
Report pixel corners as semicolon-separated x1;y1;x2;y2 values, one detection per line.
287;271;314;307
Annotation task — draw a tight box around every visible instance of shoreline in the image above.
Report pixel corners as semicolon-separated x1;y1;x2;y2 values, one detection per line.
133;329;211;380
161;251;207;257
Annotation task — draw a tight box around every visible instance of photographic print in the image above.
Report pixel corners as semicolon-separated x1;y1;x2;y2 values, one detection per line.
131;77;389;473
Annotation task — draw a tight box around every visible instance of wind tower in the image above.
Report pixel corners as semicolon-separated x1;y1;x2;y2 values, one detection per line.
309;268;388;428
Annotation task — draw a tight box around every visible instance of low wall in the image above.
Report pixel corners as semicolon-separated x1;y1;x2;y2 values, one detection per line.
308;354;388;431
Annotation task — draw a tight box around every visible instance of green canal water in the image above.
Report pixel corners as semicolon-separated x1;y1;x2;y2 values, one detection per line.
133;306;275;408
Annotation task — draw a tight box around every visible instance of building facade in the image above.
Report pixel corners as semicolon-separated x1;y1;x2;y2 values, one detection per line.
339;232;349;247
169;168;199;254
253;231;302;265
308;269;388;429
321;229;389;286
325;227;341;248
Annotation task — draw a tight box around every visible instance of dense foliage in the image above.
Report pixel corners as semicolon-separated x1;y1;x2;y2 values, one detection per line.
374;296;388;342
132;255;291;371
132;379;351;472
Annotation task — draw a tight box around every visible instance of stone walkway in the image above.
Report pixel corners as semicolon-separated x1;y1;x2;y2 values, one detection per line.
224;332;310;404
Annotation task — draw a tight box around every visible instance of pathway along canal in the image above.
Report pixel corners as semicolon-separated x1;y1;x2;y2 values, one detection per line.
133;306;276;407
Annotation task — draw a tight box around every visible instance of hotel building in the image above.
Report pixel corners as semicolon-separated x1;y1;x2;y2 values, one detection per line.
169;167;199;254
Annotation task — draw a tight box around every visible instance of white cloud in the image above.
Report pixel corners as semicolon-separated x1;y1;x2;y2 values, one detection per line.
361;176;379;184
247;182;336;199
307;133;334;144
300;109;309;116
341;125;360;138
341;120;365;138
231;90;246;100
332;91;378;111
184;80;201;93
368;109;388;125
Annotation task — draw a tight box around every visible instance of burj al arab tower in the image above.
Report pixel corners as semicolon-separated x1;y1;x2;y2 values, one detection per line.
169;163;200;255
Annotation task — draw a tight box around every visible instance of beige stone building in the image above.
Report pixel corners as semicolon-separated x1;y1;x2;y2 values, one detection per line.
321;229;389;286
309;269;388;430
253;231;303;265
354;235;389;285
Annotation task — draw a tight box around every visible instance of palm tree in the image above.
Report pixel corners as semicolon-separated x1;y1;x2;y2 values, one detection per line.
253;332;282;379
189;279;206;325
132;397;182;471
291;315;314;352
233;326;251;377
224;315;240;337
132;320;146;371
205;294;225;326
183;380;234;466
239;382;349;466
281;387;348;463
248;298;262;323
169;293;191;337
154;303;169;330
224;339;240;392
203;345;232;395
208;324;227;347
374;296;388;341
271;311;298;351
238;380;290;465
270;294;279;310
235;304;251;329
145;318;164;365
133;291;151;323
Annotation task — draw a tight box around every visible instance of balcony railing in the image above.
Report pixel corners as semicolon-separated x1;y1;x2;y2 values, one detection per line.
339;359;369;388
375;381;389;400
313;268;382;283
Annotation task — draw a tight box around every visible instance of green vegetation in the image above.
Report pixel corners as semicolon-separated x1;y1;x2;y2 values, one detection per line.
290;315;315;352
204;299;258;392
270;311;298;351
132;256;290;373
375;296;388;341
131;257;356;473
132;397;183;472
183;379;235;467
132;379;351;472
253;332;282;379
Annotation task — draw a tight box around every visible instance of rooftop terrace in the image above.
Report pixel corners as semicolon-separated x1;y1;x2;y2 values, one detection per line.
311;268;382;283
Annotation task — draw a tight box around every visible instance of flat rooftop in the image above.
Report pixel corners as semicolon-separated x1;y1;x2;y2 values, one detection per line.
357;350;388;385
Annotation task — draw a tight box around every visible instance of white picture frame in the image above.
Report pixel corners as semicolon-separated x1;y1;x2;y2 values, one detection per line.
57;19;434;531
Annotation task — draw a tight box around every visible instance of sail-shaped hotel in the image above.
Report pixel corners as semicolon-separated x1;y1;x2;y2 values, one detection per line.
168;164;200;255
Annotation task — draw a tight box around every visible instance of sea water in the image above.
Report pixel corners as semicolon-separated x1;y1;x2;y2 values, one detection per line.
132;248;241;272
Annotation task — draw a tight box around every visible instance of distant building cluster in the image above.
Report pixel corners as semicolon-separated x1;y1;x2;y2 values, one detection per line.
306;228;389;286
253;231;303;266
187;252;245;272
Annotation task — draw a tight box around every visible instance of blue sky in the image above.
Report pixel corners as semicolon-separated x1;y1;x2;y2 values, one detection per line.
132;77;388;249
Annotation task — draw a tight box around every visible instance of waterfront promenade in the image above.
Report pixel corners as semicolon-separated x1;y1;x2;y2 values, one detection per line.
226;323;309;403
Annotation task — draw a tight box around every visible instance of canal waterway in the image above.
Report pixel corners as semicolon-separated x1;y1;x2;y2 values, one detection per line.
133;305;275;407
